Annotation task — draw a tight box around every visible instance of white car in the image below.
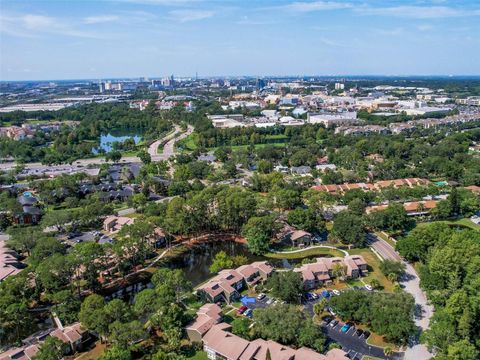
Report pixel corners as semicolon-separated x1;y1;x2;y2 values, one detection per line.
365;285;373;291
257;293;266;300
332;289;340;296
266;298;273;305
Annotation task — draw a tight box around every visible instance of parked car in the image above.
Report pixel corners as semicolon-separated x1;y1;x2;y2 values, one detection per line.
332;289;340;296
257;293;266;300
266;298;273;305
355;329;364;337
329;320;339;327
244;309;253;318
363;330;371;339
323;316;333;324
365;284;373;291
328;307;336;316
340;324;351;333
237;305;248;315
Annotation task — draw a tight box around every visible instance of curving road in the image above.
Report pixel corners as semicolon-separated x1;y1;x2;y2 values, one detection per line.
0;124;194;172
148;124;194;161
368;233;434;360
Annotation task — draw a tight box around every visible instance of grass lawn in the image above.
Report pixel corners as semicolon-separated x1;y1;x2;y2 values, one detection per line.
265;246;345;259
346;278;365;287
366;332;400;352
186;351;209;360
177;133;198;151
347;248;394;292
416;218;480;231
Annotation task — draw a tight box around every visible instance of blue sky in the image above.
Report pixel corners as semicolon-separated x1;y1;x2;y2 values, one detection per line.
1;0;479;80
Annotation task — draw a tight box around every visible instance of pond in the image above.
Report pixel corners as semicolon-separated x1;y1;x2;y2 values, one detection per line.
168;241;320;287
93;130;142;154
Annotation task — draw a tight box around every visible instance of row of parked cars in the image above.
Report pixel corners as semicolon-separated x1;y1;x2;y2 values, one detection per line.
323;317;371;339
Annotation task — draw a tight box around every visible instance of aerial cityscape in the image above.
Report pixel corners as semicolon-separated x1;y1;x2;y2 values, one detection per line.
1;1;480;360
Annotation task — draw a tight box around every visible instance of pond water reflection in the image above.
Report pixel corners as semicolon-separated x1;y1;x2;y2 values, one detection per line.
94;131;142;154
168;241;321;287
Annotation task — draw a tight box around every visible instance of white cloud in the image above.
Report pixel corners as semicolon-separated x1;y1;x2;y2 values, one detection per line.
83;15;119;24
169;9;213;22
417;24;434;31
22;14;55;29
356;5;480;19
282;1;352;12
0;12;108;39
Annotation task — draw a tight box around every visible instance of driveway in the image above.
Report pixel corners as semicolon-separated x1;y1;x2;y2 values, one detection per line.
245;296;271;311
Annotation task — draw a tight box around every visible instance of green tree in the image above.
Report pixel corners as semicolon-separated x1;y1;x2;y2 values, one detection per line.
331;210;366;248
137;150;151;164
35;336;68;360
108;320;146;349
242;215;277;255
231;317;251;339
379;260;406;282
267;271;304;303
99;346;132;360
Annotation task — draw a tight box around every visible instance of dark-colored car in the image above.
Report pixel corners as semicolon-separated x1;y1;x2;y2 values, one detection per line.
323;316;333;324
363;330;371;339
329;319;339;327
355;329;364;337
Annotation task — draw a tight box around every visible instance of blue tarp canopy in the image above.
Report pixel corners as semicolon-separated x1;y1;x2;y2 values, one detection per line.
240;296;256;305
321;290;330;298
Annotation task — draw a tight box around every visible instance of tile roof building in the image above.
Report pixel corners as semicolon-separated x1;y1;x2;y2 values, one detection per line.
201;322;349;360
294;256;368;290
312;178;430;194
0;322;89;360
103;215;135;233
0;238;23;282
197;262;273;303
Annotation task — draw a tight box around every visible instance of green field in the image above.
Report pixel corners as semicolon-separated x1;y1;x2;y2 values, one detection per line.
177;133;289;152
416;218;480;231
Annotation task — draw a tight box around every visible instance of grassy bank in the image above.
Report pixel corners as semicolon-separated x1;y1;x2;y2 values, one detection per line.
265;246;345;259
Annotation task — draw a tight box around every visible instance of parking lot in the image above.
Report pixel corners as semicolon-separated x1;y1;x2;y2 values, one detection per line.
237;290;404;360
241;294;273;311
302;293;403;360
322;319;403;360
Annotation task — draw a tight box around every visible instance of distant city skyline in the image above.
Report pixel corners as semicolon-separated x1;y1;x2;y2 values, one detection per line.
1;0;480;81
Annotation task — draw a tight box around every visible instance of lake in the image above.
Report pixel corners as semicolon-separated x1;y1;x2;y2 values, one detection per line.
168;241;318;287
94;131;142;154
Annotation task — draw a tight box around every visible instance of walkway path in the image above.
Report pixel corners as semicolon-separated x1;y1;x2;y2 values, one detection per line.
269;244;349;256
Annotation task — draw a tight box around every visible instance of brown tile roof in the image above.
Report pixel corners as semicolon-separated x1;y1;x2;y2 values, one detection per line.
203;323;251;359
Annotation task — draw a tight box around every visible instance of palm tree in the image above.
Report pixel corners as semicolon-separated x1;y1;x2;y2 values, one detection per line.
387;272;397;283
332;263;345;283
384;346;393;356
